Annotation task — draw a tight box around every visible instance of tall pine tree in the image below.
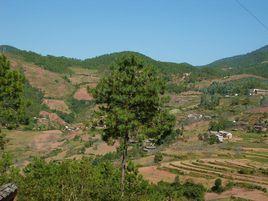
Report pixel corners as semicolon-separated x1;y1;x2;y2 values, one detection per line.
93;55;175;196
0;54;26;129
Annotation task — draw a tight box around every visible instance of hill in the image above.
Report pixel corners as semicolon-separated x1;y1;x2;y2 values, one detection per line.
1;45;268;201
0;45;197;75
205;45;268;78
1;44;267;121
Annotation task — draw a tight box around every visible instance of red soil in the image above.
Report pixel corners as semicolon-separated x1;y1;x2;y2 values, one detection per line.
22;62;73;98
30;130;63;153
205;187;268;201
42;99;71;114
73;87;93;101
39;111;67;126
138;166;176;183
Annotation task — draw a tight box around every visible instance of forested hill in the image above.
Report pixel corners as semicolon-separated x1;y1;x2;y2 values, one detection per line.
205;45;268;78
84;51;197;74
1;44;268;78
0;45;197;75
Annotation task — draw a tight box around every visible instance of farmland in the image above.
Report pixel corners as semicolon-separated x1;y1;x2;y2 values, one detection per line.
1;45;268;201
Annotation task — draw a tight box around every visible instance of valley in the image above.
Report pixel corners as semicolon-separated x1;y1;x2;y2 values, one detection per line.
1;45;268;201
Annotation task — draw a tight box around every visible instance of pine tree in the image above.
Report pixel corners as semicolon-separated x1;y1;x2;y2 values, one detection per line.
0;54;26;128
93;55;175;196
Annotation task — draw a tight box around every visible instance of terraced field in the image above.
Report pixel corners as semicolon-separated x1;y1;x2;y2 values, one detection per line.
152;159;268;189
69;67;99;85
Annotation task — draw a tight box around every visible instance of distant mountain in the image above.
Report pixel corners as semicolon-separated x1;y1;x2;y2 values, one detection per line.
0;45;20;52
207;45;268;68
0;45;197;75
2;44;268;79
83;51;197;74
205;45;268;78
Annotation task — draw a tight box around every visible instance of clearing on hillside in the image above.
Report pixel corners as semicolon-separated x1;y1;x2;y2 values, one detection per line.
5;130;64;166
42;99;71;114
69;67;99;85
39;111;67;126
194;74;266;89
73;84;96;100
22;62;74;98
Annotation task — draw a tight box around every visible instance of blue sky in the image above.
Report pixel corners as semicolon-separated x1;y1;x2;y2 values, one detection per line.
1;0;268;65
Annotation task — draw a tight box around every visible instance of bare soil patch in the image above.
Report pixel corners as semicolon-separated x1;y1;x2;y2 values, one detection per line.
42;99;71;114
184;120;210;131
39;111;67;126
22;62;74;98
205;188;268;201
138;166;176;183
85;141;119;155
69;67;99;85
73;86;94;100
5;129;64;165
30;130;63;152
69;75;99;85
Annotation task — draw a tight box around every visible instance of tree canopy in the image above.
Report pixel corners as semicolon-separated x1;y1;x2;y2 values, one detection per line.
0;157;206;201
93;55;175;143
0;55;27;128
93;55;175;195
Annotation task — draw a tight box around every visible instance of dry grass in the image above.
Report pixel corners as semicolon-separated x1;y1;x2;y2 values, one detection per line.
205;188;268;201
194;74;266;89
21;62;74;98
138;166;176;183
161;159;268;188
39;111;67;125
42;99;71;114
85;141;119;155
5;129;64;165
69;67;99;85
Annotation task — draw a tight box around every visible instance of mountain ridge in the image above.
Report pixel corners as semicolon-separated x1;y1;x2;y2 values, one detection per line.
1;44;268;78
0;45;197;75
206;45;268;68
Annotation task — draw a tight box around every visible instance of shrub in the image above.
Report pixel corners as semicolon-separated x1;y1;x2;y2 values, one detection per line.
84;141;93;148
154;152;163;163
183;181;206;201
211;178;224;193
234;182;267;193
238;168;255;175
208;135;219;145
0;157;206;201
224;181;234;191
259;168;268;175
200;94;220;110
209;119;234;131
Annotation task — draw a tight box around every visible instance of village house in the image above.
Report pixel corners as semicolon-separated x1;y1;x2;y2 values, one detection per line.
211;130;232;142
250;89;268;96
143;139;156;152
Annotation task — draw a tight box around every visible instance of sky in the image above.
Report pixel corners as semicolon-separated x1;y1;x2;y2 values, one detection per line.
1;0;268;65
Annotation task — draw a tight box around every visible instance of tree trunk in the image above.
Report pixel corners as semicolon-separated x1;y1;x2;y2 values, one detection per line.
121;133;128;197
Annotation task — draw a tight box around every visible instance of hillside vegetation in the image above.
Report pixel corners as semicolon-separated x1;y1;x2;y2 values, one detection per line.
206;45;268;78
0;44;268;200
0;45;223;79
